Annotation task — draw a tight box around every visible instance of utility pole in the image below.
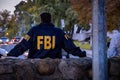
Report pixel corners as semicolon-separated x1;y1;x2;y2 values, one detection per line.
92;0;108;80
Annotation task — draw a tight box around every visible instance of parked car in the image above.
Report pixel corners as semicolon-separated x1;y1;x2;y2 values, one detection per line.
12;37;21;44
0;37;10;44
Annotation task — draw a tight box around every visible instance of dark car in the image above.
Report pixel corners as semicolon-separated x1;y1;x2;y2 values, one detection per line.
0;37;10;44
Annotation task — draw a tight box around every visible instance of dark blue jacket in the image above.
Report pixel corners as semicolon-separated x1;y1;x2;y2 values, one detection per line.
8;23;86;59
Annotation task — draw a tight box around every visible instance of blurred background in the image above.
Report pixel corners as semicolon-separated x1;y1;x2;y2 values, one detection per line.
0;0;120;56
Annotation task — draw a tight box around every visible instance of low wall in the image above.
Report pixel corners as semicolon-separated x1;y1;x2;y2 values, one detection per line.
0;57;120;80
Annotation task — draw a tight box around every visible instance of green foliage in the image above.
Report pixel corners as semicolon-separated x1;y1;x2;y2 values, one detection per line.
15;0;78;32
0;10;10;27
0;10;18;38
6;15;18;38
1;0;118;38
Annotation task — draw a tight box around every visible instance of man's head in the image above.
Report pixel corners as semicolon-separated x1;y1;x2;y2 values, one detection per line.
40;12;51;23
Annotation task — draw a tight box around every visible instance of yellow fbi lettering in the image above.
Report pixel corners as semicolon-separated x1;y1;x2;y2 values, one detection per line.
37;36;55;50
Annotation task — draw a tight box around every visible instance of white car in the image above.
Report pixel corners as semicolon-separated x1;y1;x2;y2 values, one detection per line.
0;37;9;44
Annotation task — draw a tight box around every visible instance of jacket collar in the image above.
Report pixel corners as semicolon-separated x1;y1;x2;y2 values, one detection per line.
39;23;54;28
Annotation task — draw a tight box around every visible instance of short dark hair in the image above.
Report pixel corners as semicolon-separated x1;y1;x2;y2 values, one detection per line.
40;12;51;23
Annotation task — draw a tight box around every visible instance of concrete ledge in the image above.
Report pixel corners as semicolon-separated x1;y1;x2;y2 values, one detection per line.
0;57;120;80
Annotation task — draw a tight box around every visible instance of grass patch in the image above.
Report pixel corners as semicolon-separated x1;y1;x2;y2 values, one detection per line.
74;40;91;50
73;37;110;50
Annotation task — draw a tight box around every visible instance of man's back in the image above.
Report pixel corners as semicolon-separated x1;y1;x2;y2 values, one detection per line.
28;23;65;58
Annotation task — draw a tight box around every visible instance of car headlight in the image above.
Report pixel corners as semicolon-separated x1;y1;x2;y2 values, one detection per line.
0;39;2;42
6;39;9;42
